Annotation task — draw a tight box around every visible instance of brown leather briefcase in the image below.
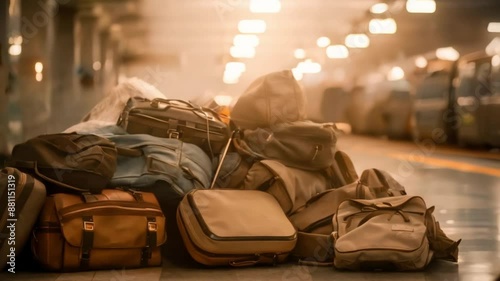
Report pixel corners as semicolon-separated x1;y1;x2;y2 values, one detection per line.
31;189;166;271
117;97;230;157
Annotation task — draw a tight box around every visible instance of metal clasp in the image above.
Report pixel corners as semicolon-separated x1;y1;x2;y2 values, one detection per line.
83;221;94;231
167;129;180;139
148;222;158;232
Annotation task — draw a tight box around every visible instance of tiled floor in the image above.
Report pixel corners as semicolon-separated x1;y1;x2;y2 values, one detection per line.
2;134;499;280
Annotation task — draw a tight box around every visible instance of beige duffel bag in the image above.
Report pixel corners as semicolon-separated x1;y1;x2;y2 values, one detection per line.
332;196;433;271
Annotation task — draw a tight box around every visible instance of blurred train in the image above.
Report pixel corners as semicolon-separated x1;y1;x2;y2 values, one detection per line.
318;43;500;148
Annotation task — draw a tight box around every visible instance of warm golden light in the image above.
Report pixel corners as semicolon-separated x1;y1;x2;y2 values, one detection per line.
35;62;44;73
250;0;281;13
406;0;436;13
387;66;405;81
230;46;256;58
238;20;267;34
415;56;428;68
369;18;397;34
317;37;331;48
326;45;349;59
435;47;460;61
370;3;389;14
345;34;370;48
233;34;260;47
294;49;306;59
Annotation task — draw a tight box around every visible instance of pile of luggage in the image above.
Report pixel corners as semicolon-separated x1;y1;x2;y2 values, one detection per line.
1;71;460;272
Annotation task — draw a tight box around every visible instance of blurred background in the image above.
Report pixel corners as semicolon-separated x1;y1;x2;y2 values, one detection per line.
1;0;500;156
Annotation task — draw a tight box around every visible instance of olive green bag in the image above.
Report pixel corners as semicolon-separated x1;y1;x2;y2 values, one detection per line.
8;133;117;194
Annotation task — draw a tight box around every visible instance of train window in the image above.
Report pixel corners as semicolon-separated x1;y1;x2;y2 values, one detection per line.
415;71;450;99
456;59;492;97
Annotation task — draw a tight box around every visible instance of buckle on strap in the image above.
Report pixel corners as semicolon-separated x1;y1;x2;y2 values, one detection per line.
167;129;180;139
148;222;158;232
83;221;95;231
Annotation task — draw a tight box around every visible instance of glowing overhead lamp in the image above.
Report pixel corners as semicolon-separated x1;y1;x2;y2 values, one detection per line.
326;45;349;59
486;37;500;56
238;20;267;34
370;3;389;14
233;34;260;47
491;55;500;68
369;18;397;34
225;62;246;73
35;62;43;73
435;47;460;61
9;44;22;56
230;46;256;58
291;68;303;81
250;0;281;13
316;37;331;48
297;59;321;74
214;95;233;106
387;66;405;81
223;70;240;84
345;34;370;48
294;48;306;59
406;0;436;14
415;56;428;68
487;22;500;33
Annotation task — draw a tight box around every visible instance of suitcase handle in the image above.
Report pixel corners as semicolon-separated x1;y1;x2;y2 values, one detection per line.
150;98;196;109
150;98;220;121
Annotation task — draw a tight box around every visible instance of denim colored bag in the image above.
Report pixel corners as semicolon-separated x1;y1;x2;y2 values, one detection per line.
106;134;213;198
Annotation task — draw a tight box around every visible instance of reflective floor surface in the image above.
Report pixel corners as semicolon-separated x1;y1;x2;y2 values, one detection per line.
1;134;499;281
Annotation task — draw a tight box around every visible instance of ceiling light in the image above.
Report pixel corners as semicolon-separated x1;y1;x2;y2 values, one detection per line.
238;20;267;34
223;70;240;84
250;0;281;13
486;38;500;56
225;62;246;73
415;56;428;68
370;3;389;14
8;44;22;56
297;59;321;74
369;18;397;34
291;68;303;81
214;95;233;106
294;48;306;59
35;73;43;82
230;46;256;58
223;76;239;84
492;55;500;68
406;0;436;14
487;22;500;33
35;62;43;73
233;34;260;47
435;47;460;61
345;34;370;48
326;45;349;59
387;66;405;81
317;37;331;48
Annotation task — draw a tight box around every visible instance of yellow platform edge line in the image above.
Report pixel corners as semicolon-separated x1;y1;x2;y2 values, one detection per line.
390;153;500;177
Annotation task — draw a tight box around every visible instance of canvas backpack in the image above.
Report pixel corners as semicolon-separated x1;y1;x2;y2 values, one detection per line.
234;121;337;171
289;168;406;264
332;196;433;271
231;70;307;130
8;133;117;194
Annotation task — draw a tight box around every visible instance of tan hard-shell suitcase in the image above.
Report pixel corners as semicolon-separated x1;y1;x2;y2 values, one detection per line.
1;168;47;271
31;189;166;271
177;189;297;266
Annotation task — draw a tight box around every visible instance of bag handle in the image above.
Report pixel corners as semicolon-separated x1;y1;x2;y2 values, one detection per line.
209;130;239;189
150;98;196;109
